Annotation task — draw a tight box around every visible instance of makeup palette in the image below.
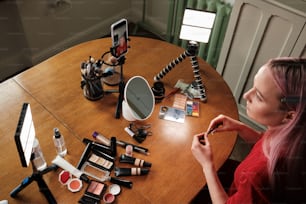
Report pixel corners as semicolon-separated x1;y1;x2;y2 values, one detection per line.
58;170;83;193
81;162;110;182
88;154;113;170
77;143;114;182
79;180;106;204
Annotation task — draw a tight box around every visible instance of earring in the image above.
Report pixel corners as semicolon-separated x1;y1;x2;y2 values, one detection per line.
282;112;295;123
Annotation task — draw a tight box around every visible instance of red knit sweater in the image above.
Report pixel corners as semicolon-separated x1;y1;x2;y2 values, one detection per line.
227;138;272;203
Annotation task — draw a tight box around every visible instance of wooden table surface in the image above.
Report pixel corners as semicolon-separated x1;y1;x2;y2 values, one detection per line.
0;37;238;203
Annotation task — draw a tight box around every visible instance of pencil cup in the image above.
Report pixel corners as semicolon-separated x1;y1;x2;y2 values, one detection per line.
81;75;104;101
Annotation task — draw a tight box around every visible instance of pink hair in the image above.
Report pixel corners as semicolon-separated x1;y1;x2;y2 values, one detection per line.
262;57;306;198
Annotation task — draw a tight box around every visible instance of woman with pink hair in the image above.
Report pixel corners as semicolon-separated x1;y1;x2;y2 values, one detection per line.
191;57;306;203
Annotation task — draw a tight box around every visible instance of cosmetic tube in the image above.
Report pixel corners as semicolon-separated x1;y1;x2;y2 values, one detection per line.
92;131;111;146
114;167;150;177
52;155;89;183
108;177;133;189
119;154;152;167
82;138;113;156
110;137;117;157
116;140;149;155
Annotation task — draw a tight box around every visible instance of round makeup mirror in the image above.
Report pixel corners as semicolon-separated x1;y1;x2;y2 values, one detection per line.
122;76;155;121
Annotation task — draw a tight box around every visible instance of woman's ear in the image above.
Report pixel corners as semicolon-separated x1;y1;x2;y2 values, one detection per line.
282;110;296;123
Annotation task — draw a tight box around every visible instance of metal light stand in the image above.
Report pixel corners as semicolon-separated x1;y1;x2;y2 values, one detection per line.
10;158;58;204
113;56;125;119
102;48;126;119
154;41;207;102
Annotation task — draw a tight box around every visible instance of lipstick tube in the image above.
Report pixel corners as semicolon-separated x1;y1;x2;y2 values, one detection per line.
119;154;152;167
114;167;150;177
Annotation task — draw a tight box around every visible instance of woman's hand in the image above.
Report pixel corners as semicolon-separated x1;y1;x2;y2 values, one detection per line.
191;132;214;169
207;114;243;134
191;132;229;204
191;114;243;169
208;114;262;143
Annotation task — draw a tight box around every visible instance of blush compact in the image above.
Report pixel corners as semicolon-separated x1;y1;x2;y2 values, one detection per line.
58;170;83;193
78;180;106;204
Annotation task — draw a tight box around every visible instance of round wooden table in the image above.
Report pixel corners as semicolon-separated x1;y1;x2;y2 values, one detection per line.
1;36;238;203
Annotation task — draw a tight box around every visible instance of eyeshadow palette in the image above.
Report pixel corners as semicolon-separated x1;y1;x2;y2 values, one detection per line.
79;180;106;204
77;143;114;182
88;153;113;170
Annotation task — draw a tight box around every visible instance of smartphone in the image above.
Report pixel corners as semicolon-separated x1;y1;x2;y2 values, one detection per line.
111;18;128;59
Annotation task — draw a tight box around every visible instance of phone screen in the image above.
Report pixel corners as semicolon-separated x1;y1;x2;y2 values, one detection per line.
111;18;128;59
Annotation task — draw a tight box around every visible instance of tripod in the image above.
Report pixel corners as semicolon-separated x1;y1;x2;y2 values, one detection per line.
102;49;126;119
154;41;207;102
10;161;58;204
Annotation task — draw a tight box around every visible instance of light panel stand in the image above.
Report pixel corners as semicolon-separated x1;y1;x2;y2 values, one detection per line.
154;41;207;102
10;158;58;204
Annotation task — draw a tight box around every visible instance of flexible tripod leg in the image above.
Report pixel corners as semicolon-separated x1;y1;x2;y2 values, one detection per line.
189;55;207;102
154;51;188;81
153;41;207;102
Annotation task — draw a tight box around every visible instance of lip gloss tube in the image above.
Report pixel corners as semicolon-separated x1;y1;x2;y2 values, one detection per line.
114;167;150;176
119;154;152;167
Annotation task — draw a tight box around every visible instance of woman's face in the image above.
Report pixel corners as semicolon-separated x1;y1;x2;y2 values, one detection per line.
243;65;287;128
119;36;126;46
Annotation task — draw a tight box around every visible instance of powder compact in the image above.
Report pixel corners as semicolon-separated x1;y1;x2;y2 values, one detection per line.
77;143;114;182
78;180;106;204
58;170;83;193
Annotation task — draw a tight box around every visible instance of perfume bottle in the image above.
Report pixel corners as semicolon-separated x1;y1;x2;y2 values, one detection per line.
32;138;47;171
53;128;67;157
